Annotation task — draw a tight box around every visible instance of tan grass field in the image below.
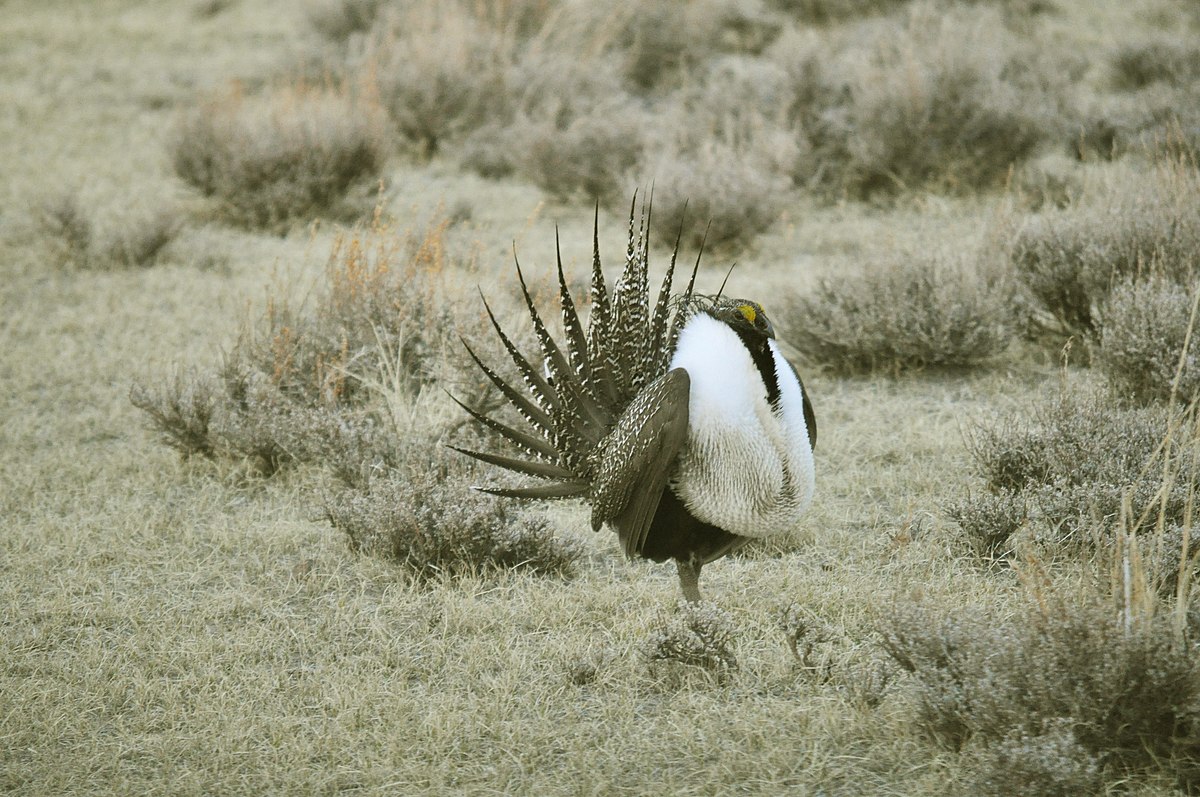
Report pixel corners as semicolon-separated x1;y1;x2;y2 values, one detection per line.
3;0;1199;794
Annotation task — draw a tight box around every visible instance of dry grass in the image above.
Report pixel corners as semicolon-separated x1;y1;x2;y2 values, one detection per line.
8;1;1200;795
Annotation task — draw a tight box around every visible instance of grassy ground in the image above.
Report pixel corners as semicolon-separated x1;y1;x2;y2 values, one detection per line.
2;1;1197;795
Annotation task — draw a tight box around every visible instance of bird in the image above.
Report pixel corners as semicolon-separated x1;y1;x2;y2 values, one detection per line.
451;199;816;602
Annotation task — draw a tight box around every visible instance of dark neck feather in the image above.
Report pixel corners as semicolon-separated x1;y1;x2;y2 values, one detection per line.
731;327;780;409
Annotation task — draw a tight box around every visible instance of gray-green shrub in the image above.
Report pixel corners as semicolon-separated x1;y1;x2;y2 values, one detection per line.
169;83;386;229
783;254;1012;374
646;600;739;674
963;385;1200;555
1098;277;1200;404
39;192;181;270
1008;160;1200;341
880;599;1200;791
777;3;1055;198
944;491;1027;560
366;5;510;155
132;213;485;477
324;452;581;577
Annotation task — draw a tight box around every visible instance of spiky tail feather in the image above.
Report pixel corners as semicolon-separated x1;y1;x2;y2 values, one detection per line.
454;197;701;498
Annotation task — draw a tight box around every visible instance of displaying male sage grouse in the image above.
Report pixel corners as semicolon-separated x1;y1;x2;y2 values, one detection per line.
453;201;816;601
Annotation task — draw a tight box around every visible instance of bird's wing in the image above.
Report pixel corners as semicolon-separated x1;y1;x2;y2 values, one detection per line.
589;368;691;559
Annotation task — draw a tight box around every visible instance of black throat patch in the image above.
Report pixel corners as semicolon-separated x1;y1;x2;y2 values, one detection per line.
732;327;781;410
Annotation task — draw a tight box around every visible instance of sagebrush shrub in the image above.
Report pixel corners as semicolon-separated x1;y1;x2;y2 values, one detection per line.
647;139;788;250
307;0;384;41
646;600;738;674
783;254;1013;374
366;5;511;155
644;57;796;247
970;720;1105;797
1098;277;1200;404
39;192;180;270
170;82;386;229
103;207;181;268
1008;159;1200;340
133;210;488;478
462;51;644;195
778;3;1054;197
767;0;908;23
129;369;219;460
38;192;93;267
879;599;1200;791
1110;37;1200;92
944;491;1027;560
963;385;1200;555
519;103;646;204
611;0;769;92
324;452;581;577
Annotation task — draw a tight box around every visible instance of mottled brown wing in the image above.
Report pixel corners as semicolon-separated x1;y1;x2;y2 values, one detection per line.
589;368;690;559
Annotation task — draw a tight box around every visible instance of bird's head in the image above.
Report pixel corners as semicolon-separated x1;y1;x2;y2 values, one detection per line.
709;298;775;341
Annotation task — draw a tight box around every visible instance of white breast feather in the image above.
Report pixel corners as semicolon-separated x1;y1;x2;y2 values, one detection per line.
667;314;815;538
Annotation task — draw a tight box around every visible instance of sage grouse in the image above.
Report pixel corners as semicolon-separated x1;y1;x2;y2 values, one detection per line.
453;202;816;601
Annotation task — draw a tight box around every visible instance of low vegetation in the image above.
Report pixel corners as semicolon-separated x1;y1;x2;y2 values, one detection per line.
169;82;387;229
645;600;739;675
1098;276;1200;404
881;596;1200;794
1008;157;1200;342
958;384;1200;567
782;252;1012;374
325;456;582;578
39;191;181;270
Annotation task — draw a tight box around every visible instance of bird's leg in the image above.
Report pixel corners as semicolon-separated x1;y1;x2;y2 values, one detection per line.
676;554;703;603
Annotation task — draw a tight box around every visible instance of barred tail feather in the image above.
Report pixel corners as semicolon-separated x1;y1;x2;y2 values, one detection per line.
445;392;560;462
513;259;609;441
476;482;590;500
457;197;705;503
449;446;579;481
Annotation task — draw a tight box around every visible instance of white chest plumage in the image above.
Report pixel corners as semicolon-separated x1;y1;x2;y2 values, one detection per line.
667;313;815;538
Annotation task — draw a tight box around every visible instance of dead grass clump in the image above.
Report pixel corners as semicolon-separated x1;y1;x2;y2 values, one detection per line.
1097;277;1200;404
169;82;387;229
1008;159;1200;341
646;600;738;675
879;599;1200;792
783;254;1012;374
366;5;511;155
324;453;581;577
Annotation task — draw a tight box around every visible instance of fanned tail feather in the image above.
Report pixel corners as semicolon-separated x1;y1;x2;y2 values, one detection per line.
455;196;701;500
